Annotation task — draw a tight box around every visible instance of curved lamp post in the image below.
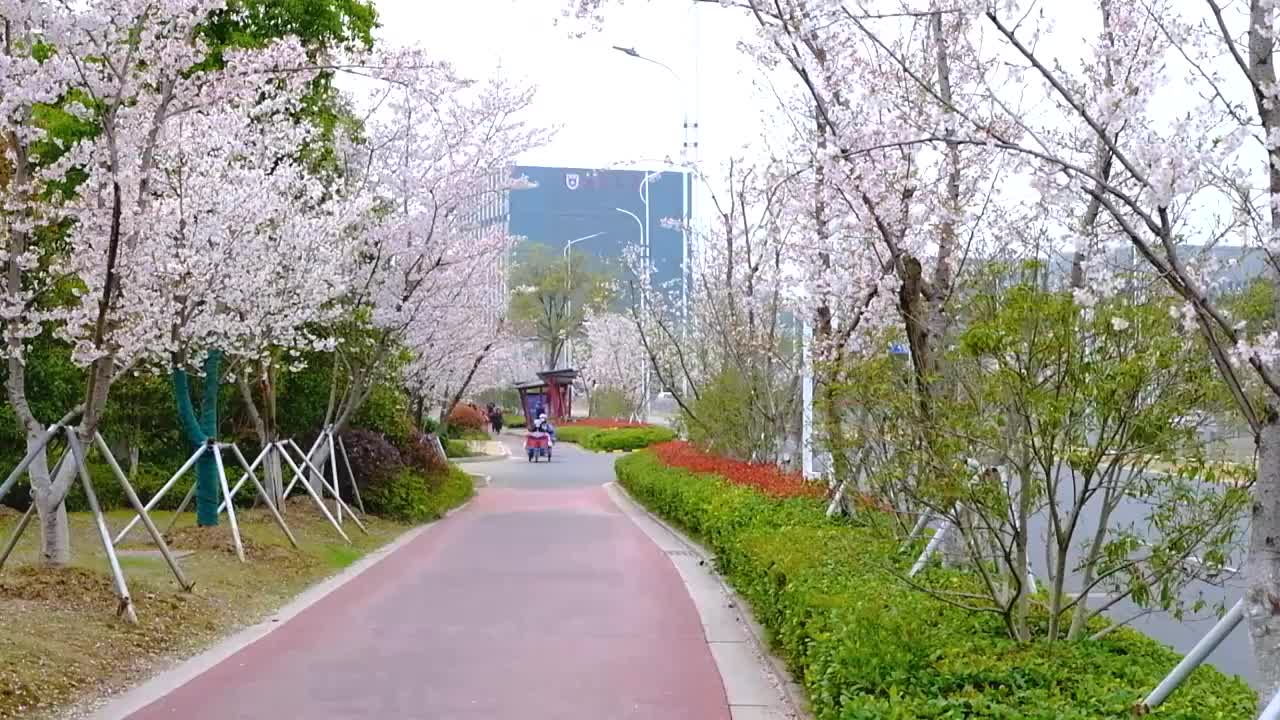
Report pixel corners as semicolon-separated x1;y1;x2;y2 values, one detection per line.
616;206;651;416
563;231;606;368
612;45;694;367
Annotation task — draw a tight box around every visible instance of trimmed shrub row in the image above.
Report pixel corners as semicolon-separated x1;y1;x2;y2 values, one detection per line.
552;425;601;446
615;450;1254;720
556;423;675;452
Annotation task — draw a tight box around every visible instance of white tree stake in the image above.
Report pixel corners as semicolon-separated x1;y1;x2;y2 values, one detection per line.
113;443;205;545
0;505;34;571
211;443;246;563
275;442;351;544
338;435;365;515
225;443;297;549
65;429;137;624
0;423;63;505
216;444;270;513
909;520;950;578
285;439;367;535
327;429;342;525
93;433;194;590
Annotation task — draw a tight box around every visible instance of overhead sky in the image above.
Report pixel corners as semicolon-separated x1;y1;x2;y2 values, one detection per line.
369;0;782;175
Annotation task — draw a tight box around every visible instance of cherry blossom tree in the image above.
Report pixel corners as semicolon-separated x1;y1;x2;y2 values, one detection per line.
1;0;316;562
754;0;1280;700
320;57;547;455
130;105;360;519
563;0;1271;691
949;0;1280;701
579;311;647;418
400;254;514;426
624;157;807;462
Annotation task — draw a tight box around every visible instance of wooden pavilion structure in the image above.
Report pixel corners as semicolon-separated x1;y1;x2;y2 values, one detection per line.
514;369;579;428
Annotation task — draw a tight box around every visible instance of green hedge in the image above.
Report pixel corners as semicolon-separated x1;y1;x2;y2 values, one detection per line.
615;451;1254;720
362;464;475;523
556;425;676;452
552;425;599;446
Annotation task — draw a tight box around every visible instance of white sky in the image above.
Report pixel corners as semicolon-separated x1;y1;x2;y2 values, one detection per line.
368;0;781;174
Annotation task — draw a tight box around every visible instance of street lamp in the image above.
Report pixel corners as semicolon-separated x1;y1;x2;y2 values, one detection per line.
611;46;690;163
613;45;695;370
615;207;645;269
563;231;607;283
562;231;606;369
638;170;661;273
616;206;651;417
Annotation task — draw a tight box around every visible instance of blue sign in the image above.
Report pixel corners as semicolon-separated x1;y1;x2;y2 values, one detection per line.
889;343;910;356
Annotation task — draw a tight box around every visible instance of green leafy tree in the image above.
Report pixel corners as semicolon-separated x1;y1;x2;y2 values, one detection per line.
508;243;616;370
857;268;1245;643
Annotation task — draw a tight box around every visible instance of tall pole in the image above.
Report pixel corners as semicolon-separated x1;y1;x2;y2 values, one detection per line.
616;207;645;314
616;206;647;414
562;231;606;369
613;42;697;413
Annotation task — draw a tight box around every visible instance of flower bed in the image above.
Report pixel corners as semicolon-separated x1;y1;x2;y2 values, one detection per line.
649;440;823;499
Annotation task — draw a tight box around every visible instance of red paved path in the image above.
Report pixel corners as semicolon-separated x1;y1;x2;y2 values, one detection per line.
126;485;730;719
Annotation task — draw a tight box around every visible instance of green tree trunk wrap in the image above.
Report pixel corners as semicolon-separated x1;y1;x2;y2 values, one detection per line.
172;350;223;527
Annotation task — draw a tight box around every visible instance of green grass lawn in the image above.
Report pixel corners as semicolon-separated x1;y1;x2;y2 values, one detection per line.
0;501;413;719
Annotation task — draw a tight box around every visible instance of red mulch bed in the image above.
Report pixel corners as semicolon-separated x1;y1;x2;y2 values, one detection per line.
649;441;824;499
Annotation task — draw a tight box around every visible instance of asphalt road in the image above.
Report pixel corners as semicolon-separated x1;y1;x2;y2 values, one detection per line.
123;438;730;719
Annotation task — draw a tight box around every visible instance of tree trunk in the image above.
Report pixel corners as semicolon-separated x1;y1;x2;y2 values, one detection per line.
27;444;70;566
2;129;73;564
1248;413;1280;707
441;339;499;434
1245;7;1280;707
1012;462;1033;642
942;504;970;568
1066;479;1118;640
414;394;426;431
239;367;283;507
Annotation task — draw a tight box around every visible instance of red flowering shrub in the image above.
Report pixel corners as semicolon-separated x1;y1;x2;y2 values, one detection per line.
446;404;489;432
649;441;824;500
398;431;450;481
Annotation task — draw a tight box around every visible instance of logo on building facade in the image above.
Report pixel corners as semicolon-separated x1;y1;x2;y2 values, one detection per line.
565;173;580;190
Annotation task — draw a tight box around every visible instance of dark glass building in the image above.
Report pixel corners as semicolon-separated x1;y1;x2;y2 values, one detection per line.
509;165;691;307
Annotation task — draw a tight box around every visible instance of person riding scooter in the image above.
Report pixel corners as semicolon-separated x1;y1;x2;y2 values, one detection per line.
523;412;556;462
533;413;556;445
